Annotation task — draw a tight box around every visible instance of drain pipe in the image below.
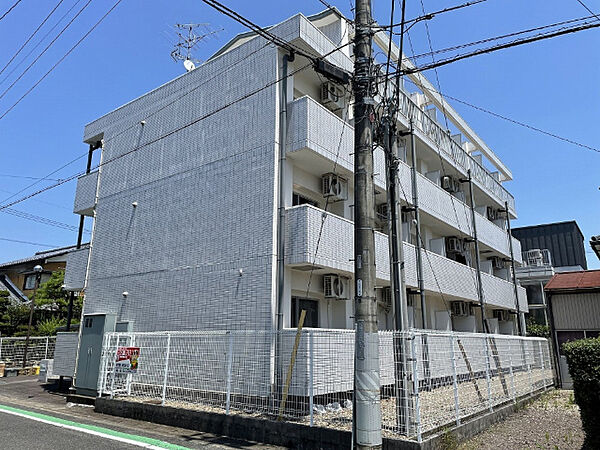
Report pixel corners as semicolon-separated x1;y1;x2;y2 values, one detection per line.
275;51;294;401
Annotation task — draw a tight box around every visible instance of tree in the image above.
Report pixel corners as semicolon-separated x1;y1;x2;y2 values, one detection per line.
35;271;82;322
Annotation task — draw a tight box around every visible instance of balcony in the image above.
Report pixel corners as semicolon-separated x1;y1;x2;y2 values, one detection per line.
395;160;522;263
286;205;527;312
396;90;516;215
287;96;521;263
64;247;90;291
73;170;99;216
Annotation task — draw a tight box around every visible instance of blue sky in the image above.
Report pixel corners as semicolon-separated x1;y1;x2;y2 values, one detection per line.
0;0;598;268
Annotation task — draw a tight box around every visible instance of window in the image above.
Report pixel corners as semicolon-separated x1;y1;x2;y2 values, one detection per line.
292;193;317;208
23;275;36;290
84;317;94;328
23;272;50;290
291;297;319;328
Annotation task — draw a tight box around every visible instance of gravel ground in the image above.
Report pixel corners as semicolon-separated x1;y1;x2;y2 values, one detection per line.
458;390;584;450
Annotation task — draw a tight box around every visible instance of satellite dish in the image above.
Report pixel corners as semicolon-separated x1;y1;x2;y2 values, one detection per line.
183;59;195;72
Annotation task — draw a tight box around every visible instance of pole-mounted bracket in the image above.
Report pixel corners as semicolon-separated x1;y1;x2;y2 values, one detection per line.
401;206;416;213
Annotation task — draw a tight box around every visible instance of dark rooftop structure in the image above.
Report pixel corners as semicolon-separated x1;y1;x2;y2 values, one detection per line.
512;221;587;270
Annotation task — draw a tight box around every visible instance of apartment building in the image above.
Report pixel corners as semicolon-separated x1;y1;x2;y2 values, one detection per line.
513;221;588;326
65;9;527;393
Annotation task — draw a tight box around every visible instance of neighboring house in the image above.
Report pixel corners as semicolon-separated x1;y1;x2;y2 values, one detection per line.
65;9;528;394
512;221;589;327
544;270;600;387
0;245;87;302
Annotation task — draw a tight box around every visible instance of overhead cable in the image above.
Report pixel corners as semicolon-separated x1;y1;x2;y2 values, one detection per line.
0;0;124;121
0;0;66;78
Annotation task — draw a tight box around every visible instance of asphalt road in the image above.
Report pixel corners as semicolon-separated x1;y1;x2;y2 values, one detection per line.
0;376;281;449
0;410;140;450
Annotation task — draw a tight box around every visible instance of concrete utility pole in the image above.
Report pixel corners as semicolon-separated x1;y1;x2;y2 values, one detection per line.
504;200;524;336
23;264;43;368
353;0;382;448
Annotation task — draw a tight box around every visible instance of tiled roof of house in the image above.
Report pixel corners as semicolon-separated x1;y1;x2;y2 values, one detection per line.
544;269;600;291
0;244;89;269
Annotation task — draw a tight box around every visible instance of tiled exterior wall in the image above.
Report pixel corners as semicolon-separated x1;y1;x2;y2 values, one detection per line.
79;37;280;332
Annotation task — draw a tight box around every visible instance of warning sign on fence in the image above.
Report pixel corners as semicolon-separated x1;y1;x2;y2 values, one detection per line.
115;347;140;374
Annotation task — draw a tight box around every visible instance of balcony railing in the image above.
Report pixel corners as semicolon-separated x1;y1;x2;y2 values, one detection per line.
396;90;516;214
286;204;527;312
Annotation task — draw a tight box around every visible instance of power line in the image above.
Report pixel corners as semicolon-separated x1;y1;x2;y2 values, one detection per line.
442;93;600;154
0;0;23;22
0;0;65;78
398;21;600;75
0;0;86;88
574;0;600;21
0;38;354;211
0;153;87;204
0;0;94;102
0;174;62;181
0;237;59;247
2;208;91;233
0;0;124;121
317;0;353;23
405;14;597;62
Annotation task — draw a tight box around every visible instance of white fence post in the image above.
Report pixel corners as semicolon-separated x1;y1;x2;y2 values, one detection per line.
161;333;171;406
225;332;233;414
410;334;422;443
45;337;49;359
526;341;533;394
508;346;516;403
0;337;3;360
126;334;135;396
449;334;460;425
309;331;314;427
538;340;546;390
483;337;493;412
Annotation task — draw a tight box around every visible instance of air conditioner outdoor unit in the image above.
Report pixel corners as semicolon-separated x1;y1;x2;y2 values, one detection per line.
322;173;348;201
323;274;349;299
451;301;470;317
320;82;345;112
493;309;510;322
490;256;505;269
446;237;463;254
486;207;498;221
441;175;461;193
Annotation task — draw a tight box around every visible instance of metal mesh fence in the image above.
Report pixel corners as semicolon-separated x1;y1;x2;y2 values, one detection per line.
0;336;56;367
97;329;553;440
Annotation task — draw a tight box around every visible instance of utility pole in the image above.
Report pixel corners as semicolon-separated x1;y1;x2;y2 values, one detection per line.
353;0;382;448
503;201;524;336
23;265;43;368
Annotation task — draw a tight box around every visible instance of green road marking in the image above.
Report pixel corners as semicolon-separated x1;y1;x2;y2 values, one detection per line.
0;404;190;449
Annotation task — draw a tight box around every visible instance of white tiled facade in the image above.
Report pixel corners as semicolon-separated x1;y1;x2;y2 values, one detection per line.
67;11;527;342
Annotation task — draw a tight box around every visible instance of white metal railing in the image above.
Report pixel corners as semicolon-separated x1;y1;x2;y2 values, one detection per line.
98;329;552;440
397;90;516;213
0;336;56;367
521;249;552;268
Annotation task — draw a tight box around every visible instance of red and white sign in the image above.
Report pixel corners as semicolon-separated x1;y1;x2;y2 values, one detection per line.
115;346;140;374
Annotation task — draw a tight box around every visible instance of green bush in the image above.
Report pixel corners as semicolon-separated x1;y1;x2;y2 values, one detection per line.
563;338;600;448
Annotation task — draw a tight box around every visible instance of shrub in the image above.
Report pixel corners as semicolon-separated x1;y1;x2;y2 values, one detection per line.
563;337;600;448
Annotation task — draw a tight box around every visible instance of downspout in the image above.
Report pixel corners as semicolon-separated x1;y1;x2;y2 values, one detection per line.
276;51;294;333
546;293;562;387
275;51;294;400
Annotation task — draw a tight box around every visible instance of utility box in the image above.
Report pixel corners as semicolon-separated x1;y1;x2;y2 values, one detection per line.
74;313;116;397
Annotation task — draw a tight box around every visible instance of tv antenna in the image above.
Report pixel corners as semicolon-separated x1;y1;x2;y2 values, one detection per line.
170;23;223;72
